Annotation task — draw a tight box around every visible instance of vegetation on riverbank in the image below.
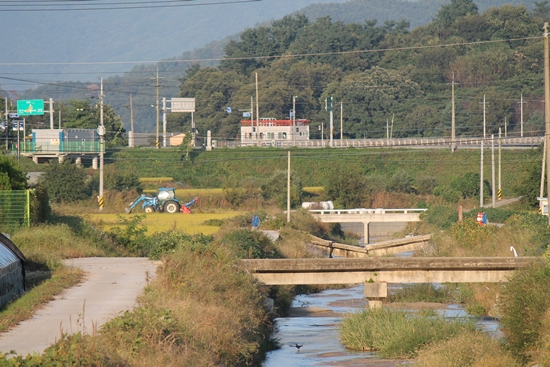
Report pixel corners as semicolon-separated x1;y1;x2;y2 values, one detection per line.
339;307;476;358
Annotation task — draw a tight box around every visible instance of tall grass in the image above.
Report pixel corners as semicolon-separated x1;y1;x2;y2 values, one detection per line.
339;308;475;358
411;330;520;367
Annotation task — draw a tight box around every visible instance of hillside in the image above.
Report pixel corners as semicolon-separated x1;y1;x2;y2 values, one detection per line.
11;0;547;137
300;0;536;28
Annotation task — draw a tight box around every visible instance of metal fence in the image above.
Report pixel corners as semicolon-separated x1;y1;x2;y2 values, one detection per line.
0;190;31;227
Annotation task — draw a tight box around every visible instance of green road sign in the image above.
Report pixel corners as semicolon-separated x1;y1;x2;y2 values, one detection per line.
17;99;45;116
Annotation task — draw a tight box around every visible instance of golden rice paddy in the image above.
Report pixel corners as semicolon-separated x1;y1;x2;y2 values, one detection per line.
85;212;243;235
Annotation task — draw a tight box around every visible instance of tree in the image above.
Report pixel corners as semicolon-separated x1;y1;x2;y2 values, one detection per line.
38;161;91;203
0;156;26;190
61;99;126;146
325;166;366;208
325;66;422;138
261;169;303;209
433;0;478;29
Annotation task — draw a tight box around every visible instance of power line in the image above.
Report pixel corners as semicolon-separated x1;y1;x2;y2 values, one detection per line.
0;0;260;12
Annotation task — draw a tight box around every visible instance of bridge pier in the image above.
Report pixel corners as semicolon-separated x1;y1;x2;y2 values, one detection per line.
363;221;369;244
364;282;387;309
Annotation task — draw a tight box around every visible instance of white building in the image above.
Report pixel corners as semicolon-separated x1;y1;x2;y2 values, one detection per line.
240;118;310;146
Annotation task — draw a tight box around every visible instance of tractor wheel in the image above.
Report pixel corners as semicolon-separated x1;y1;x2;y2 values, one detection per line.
164;200;180;214
144;206;155;214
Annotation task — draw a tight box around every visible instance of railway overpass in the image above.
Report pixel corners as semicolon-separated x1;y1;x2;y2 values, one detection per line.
241;257;539;308
310;208;426;244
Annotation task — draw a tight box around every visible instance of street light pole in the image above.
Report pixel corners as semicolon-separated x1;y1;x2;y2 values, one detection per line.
544;22;550;224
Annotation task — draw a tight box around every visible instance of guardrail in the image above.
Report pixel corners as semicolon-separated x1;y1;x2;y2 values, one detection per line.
309;208;428;215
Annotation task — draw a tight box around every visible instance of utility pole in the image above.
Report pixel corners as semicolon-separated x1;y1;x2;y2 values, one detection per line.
5;97;9;150
250;96;254;142
162;97;167;147
256;73;260;146
328;97;334;147
287;151;291;223
518;94;526;137
480;94;488;138
292;96;296;145
505;117;508;137
498;127;502;200
544;22;550;224
99;77;105;211
391;113;394;142
49;98;54;129
154;68;161;149
386;119;389;144
541;140;546;211
492;135;496;208
340;101;343;143
480;139;484;208
129;93;134;148
451;74;456;152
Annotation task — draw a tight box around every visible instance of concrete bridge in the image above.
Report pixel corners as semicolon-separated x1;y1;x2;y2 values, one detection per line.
308;234;432;257
310;208;427;244
241;257;539;307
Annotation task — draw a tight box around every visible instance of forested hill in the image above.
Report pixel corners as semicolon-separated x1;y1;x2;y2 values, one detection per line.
299;0;538;29
17;0;549;139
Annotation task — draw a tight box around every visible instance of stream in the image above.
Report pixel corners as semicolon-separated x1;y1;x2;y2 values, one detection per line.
264;229;501;366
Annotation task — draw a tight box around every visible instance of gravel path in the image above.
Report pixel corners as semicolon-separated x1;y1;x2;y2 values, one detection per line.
0;257;159;357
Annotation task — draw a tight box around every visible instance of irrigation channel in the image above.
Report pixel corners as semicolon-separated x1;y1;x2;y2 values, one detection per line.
263;224;501;367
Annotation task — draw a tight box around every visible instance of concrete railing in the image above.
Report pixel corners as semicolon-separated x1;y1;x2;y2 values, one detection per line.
309;208;428;215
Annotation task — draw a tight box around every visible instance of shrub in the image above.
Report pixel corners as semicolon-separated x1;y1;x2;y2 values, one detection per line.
219;229;278;259
433;185;461;203
421;205;457;230
416;176;438;195
499;261;550;363
261;170;303;209
412;330;520;367
325;166;366;208
339;308;475;358
387;170;414;193
0;156;27;190
38;161;91;203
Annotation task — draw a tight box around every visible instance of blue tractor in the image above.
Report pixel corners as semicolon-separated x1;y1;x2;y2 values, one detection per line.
125;188;198;214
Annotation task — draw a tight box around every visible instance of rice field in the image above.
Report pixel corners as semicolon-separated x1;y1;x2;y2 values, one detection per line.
85;212;243;235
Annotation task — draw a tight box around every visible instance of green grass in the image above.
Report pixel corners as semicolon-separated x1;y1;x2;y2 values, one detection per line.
339;308;475;358
104;147;540;192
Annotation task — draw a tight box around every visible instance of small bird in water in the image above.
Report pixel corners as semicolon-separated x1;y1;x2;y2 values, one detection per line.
289;343;303;352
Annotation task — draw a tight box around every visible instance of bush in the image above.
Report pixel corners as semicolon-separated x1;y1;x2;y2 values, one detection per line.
416;176;438;195
339;308;475;358
387;170;414;193
499;261;550;363
261;170;303;209
421;205;457;230
433;185;461;203
0;156;27;190
38;161;91;203
412;330;520;367
326;166;366;208
219;229;278;259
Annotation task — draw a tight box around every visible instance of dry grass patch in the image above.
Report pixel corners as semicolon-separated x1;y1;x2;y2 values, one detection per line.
412;330;520;367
